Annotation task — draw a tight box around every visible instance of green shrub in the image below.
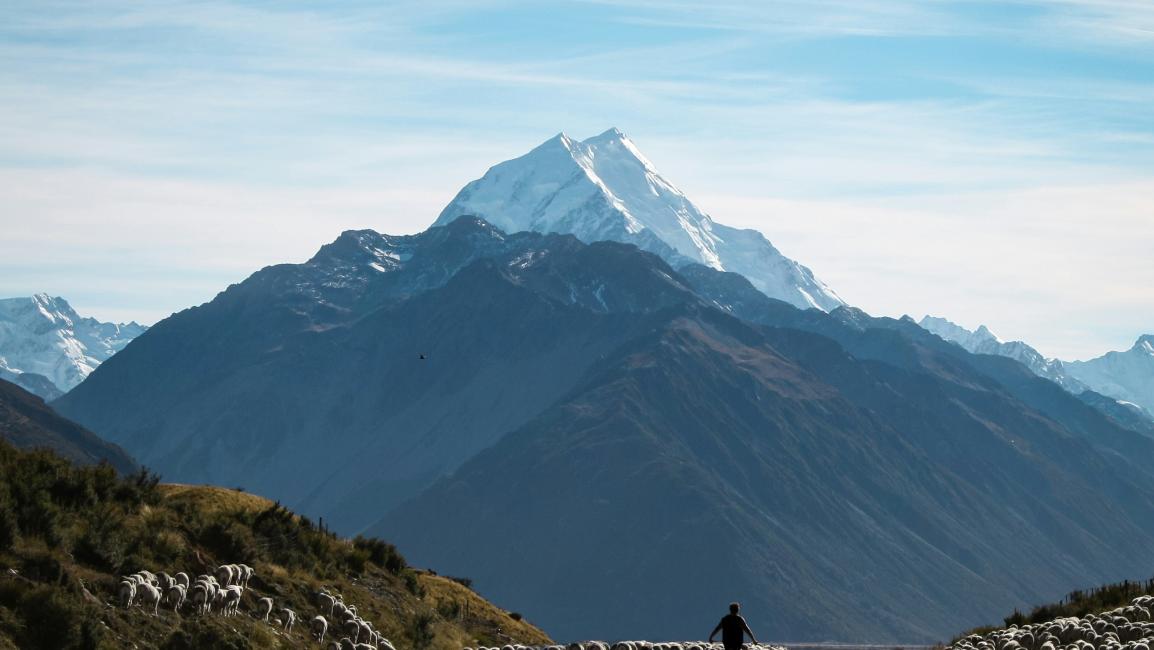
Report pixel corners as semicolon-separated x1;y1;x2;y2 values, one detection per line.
354;536;408;574
403;569;425;596
73;504;129;572
12;585;84;649
411;611;437;650
0;497;17;552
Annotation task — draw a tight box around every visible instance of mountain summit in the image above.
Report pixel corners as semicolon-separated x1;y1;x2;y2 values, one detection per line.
436;128;844;311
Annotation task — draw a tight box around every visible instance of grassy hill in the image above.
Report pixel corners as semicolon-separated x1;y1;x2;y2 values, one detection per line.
0;440;551;649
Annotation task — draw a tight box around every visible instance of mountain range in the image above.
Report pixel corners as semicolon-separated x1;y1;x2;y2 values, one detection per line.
0;294;147;400
41;131;1154;643
918;316;1154;420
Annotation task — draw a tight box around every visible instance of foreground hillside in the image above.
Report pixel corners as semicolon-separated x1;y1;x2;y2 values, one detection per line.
0;440;549;649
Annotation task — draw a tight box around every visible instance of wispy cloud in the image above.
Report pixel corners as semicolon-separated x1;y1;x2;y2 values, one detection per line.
1;0;1151;359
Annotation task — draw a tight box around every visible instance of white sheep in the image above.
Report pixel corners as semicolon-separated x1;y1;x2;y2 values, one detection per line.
174;571;190;588
137;583;163;616
281;607;297;632
222;585;243;617
239;563;254;588
311;614;329;641
257;596;274;622
117;579;136;608
166;584;186;612
345;618;362;641
319;591;338;616
190;584;210;615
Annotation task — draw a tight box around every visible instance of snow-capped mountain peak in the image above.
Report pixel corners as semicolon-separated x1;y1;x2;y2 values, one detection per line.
1066;334;1154;416
1134;334;1154;355
0;294;148;398
435;128;844;311
920;315;1001;349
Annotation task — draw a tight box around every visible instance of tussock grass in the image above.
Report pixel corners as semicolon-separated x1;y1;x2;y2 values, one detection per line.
0;440;550;649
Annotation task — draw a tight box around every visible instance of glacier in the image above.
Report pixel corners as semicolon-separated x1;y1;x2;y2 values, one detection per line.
436;128;844;312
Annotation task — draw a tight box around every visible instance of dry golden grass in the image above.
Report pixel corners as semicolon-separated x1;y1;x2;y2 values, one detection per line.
421;573;552;647
0;445;555;650
159;483;276;516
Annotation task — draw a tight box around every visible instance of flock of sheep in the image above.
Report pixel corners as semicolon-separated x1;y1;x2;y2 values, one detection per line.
950;596;1154;650
465;642;787;650
115;563;398;649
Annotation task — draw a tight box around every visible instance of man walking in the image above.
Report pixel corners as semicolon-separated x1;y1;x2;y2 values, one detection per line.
709;602;758;650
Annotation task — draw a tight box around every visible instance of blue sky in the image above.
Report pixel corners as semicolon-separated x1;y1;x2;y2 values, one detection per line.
1;0;1152;359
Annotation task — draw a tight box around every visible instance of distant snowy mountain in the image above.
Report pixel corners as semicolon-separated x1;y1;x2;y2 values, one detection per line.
917;315;1154;426
918;315;1086;392
0;294;147;398
436;128;845;311
1067;335;1154;417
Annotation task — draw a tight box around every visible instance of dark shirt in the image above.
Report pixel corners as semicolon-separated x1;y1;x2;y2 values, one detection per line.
716;614;752;648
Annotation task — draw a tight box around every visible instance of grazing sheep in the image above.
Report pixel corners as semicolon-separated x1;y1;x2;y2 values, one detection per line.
319;591;337;616
190;584;210;615
239;563;254;588
358;620;372;643
166;584;186;612
311;615;329;641
137;583;163;616
174;572;190;588
222;585;243;617
281;607;297;632
378;639;396;650
345;618;362;642
117;580;136;608
257;596;274;622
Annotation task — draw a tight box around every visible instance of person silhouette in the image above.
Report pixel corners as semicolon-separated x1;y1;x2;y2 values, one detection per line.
709;602;758;650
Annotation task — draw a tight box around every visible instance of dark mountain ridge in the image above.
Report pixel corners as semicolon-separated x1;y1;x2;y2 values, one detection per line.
0;377;136;473
373;303;1154;642
54;217;1154;643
